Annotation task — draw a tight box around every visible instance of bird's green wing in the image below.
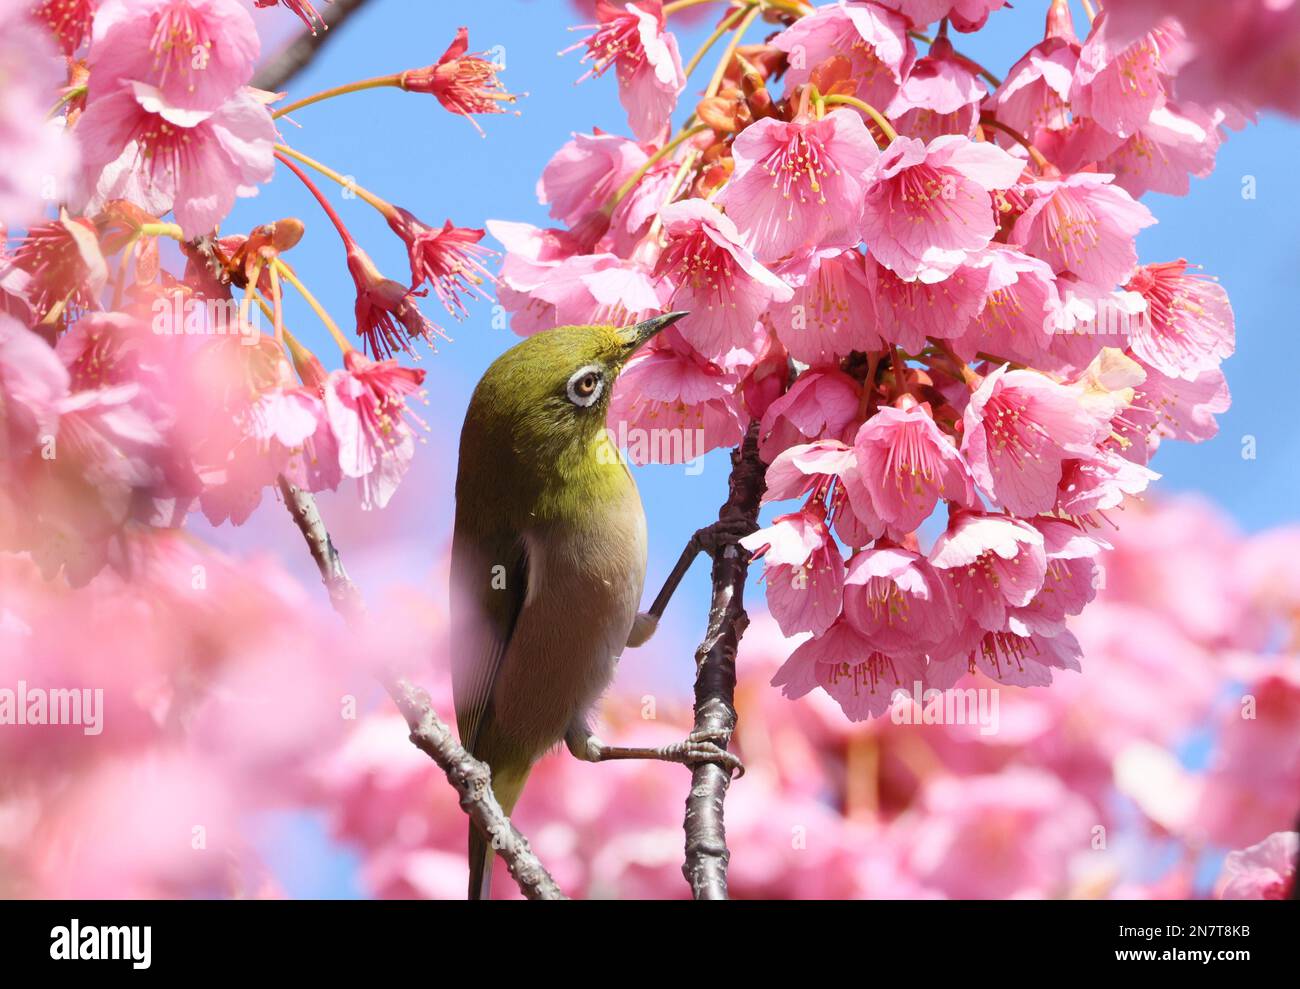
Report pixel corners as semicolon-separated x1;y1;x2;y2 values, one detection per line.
449;527;530;756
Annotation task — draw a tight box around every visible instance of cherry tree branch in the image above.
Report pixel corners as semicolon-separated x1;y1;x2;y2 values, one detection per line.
275;477;567;900
681;422;765;899
252;0;375;93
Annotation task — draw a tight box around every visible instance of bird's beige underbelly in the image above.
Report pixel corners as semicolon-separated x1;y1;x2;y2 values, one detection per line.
489;501;647;762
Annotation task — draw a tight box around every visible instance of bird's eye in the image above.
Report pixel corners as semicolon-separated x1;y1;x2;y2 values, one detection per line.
566;365;605;408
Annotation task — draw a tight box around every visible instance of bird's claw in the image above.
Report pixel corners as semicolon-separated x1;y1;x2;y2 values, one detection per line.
693;517;758;559
673;729;745;779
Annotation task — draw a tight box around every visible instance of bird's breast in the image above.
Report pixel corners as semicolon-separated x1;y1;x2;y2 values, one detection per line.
489;477;648;760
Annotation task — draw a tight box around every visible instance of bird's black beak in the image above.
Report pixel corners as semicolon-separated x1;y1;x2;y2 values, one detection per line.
620;311;690;354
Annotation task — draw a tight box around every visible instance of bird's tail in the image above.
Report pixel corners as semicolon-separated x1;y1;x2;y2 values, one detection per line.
467;764;529;901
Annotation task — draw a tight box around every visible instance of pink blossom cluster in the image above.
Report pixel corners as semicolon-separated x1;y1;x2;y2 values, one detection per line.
0;531;381;897
306;496;1298;900
2;2;518;584
494;0;1251;716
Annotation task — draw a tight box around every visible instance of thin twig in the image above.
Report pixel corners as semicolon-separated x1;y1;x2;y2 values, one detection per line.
252;0;374;93
275;479;566;901
681;422;765;899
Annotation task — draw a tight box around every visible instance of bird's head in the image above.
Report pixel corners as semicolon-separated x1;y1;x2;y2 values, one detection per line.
460;312;689;489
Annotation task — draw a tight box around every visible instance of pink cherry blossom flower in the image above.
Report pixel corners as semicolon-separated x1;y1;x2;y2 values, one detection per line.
569;0;685;144
773;1;913;110
938;624;1083;687
1219;832;1298;901
385;208;497;317
501;252;661;336
608;155;679;255
1055;448;1159;516
487;218;583;299
868;253;988;351
886;35;988;143
768;248;880;364
861;134;1025;283
400;27;520;136
249;387;341;495
717;108;878;264
198;379;313;526
1010;172;1155;295
851;401;975;535
950;246;1060;365
75;84;276;239
346;244;446;359
990;2;1078;139
928;510;1046;633
606;326;746;464
1048;281;1148;372
1123;361;1230;457
1123;259;1234;381
961;364;1106;515
1070;12;1182;140
0;2;77;227
1007;516;1104;637
323;350;427;510
5;212;108;321
653;199;792;359
842;545;955;657
1029;115;1125;176
1097;104;1222;199
761;439;856;503
742;507;846;637
89;0;260;113
770;616;925;722
757;367;860;462
537;130;647;229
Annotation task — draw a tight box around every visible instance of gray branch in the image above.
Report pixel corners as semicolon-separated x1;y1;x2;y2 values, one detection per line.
276;478;567;901
681;422;765;899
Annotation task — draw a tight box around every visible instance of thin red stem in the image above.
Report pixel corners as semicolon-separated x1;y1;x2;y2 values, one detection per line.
275;151;358;249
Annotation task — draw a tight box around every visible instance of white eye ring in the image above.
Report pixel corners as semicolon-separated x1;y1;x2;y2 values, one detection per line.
566;364;605;407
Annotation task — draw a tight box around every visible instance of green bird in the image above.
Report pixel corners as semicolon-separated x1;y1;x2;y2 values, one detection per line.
451;311;739;900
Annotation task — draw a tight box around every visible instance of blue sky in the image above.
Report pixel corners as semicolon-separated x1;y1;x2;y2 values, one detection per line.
227;0;1300;895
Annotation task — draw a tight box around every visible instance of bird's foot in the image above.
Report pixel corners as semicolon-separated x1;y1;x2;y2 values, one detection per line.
567;729;744;778
662;728;745;778
693;516;759;559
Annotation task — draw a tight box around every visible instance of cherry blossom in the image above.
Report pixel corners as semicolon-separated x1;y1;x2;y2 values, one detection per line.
861;134;1025;283
324;351;427;510
718;109;879;263
742;506;846;637
89;0;260;113
772;1;914;111
653;198;792;358
851;400;975;534
569;0;685;143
